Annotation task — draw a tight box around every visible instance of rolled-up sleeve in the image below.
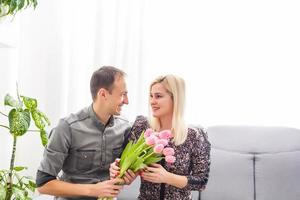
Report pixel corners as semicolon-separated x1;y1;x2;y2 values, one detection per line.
38;119;71;177
186;129;211;191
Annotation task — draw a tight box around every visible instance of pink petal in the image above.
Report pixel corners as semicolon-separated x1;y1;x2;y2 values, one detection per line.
163;147;175;156
165;155;176;164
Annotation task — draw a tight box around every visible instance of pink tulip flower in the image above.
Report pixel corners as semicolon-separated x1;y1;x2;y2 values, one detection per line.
153;144;164;153
145;135;157;146
156;139;169;147
165;155;176;164
158;130;173;139
163;147;175;156
144;128;153;138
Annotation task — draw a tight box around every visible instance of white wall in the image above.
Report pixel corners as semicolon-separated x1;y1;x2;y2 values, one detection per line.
0;0;299;179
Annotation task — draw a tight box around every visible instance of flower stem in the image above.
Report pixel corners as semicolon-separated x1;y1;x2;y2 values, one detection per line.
135;143;147;153
142;151;155;161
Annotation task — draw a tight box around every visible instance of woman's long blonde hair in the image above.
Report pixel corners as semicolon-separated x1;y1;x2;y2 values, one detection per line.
149;74;187;146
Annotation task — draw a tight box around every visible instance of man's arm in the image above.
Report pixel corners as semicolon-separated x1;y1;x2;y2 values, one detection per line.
37;175;124;198
36;119;122;198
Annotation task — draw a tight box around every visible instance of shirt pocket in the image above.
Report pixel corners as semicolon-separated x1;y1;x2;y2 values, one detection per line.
75;149;96;171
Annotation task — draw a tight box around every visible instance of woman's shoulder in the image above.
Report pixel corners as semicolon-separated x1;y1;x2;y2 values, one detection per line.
187;126;209;143
132;115;149;128
130;115;150;140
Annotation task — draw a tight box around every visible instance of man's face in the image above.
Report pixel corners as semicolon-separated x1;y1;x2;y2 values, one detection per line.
107;76;129;115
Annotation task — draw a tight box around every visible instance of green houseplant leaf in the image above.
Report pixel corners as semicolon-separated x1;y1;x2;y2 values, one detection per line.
40;129;48;147
1;89;50;200
27;180;36;192
0;0;38;18
21;96;37;110
8;109;30;136
4;94;22;109
0;184;6;199
13;166;27;172
31;109;50;129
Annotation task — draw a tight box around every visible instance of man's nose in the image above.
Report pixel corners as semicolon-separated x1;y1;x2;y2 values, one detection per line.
123;96;129;105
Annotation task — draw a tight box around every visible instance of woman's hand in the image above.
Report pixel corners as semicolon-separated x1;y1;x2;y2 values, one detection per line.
141;163;170;184
141;163;188;188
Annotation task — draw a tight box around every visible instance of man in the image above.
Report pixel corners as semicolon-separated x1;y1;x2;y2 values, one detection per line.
36;66;136;200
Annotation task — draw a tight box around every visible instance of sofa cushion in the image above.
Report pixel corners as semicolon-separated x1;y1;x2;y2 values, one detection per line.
201;148;254;200
255;151;300;200
206;126;300;153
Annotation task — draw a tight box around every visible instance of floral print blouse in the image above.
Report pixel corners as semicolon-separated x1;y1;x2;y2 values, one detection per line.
130;116;211;200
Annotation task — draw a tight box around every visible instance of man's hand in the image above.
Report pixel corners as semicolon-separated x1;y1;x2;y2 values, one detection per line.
123;169;138;185
91;178;124;198
109;158;121;179
109;158;138;185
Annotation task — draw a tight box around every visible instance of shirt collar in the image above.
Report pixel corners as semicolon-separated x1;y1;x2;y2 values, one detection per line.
88;104;115;128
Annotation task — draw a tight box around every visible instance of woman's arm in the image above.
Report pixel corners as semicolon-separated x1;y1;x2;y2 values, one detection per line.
165;170;188;188
185;128;211;191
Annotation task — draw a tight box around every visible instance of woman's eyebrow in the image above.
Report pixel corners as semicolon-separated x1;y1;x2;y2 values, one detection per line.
151;92;163;95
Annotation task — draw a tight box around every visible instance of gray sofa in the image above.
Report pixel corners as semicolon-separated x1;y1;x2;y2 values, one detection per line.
201;125;300;200
118;125;300;200
36;126;300;200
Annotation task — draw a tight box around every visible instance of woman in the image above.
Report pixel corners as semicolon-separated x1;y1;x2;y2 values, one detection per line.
111;75;211;200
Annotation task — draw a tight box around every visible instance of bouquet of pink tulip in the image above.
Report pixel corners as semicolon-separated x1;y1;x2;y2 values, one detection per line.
98;128;175;200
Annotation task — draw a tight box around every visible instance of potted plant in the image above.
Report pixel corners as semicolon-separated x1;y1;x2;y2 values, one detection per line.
0;87;50;200
0;0;37;18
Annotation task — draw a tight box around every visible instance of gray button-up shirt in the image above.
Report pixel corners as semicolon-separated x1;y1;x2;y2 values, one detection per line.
38;105;131;200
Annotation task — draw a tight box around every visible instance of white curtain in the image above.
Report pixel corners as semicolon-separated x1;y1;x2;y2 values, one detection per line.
0;0;300;179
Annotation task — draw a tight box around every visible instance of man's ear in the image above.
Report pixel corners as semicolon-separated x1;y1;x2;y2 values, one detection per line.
97;88;107;99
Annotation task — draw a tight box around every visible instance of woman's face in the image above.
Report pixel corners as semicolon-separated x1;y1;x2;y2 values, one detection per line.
150;83;173;118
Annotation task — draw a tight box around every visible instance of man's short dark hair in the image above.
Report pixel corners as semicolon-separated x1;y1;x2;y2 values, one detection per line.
90;66;126;101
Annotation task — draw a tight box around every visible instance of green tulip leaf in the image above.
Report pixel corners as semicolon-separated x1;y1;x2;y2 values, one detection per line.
119;153;138;177
144;156;163;165
131;157;145;172
8;109;31;136
120;141;133;167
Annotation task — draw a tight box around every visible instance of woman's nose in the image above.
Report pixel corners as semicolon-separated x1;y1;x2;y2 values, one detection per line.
150;97;156;105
